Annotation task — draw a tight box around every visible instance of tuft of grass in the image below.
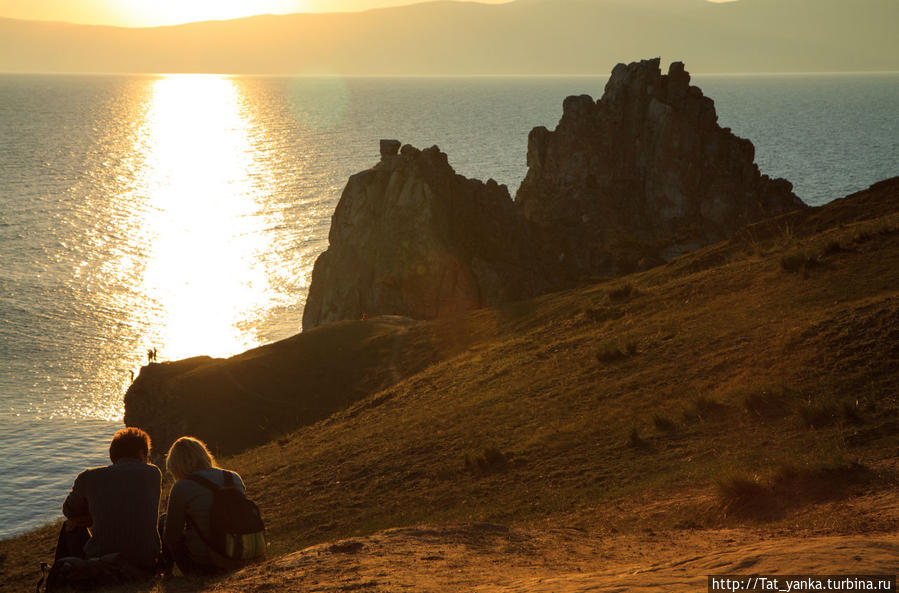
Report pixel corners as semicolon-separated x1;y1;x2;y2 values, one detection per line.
607;283;636;302
583;307;624;324
628;426;650;450
740;385;797;420
718;458;876;520
821;240;844;256
682;395;728;423
780;249;823;274
717;475;772;517
798;398;862;429
652;414;677;433
673;518;703;530
841;401;863;424
770;460;874;501
595;337;638;363
464;446;509;475
851;222;898;245
779;222;795;245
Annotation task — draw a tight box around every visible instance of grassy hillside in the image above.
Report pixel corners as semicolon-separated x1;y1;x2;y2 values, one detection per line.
237;178;899;550
2;178;897;590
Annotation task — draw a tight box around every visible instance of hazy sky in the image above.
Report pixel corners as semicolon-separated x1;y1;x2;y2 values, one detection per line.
0;0;735;26
0;0;497;25
3;0;893;75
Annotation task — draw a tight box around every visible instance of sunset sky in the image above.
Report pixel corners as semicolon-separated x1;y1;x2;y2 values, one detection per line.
1;0;317;26
1;0;890;75
1;0;463;25
1;0;734;26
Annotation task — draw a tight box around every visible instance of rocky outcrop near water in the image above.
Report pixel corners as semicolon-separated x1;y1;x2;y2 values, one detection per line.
303;59;806;327
119;176;898;461
516;58;806;278
124;316;447;457
302;142;555;329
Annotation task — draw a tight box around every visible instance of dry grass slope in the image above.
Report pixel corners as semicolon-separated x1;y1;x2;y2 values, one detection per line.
2;178;898;591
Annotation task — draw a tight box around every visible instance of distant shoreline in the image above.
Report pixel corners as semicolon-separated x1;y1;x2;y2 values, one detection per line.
2;0;896;75
2;71;899;78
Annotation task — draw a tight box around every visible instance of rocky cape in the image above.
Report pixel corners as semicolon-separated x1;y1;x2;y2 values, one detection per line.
517;58;805;279
302;141;556;329
302;58;805;329
124;175;899;459
125;316;437;457
7;175;897;591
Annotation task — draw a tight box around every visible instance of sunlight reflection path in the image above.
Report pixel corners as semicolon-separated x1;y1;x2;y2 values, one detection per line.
133;75;286;360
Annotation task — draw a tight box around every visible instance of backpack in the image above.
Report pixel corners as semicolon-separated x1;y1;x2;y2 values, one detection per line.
38;554;147;592
185;471;266;568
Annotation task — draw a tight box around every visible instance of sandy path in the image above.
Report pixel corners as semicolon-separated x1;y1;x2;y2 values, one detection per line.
209;524;898;593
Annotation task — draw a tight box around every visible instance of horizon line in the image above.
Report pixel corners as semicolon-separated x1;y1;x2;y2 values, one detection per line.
2;70;898;78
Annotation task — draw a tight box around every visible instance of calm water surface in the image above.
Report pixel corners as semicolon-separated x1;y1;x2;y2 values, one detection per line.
1;73;897;538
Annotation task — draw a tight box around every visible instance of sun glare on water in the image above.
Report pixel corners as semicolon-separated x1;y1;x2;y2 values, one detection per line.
131;75;285;360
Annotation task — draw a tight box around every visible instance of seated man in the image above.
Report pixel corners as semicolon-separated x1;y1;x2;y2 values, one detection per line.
56;427;162;574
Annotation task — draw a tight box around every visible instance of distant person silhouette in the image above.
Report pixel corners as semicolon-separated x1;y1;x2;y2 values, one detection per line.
56;427;162;575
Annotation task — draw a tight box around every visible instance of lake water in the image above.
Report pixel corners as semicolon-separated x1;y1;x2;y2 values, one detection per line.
1;73;897;539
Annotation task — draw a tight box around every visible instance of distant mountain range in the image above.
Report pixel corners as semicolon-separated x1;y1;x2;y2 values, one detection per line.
1;0;897;75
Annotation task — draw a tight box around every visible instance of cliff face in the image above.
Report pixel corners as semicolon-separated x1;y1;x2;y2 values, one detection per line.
121;176;898;461
302;141;554;330
303;59;807;327
124;316;450;457
516;58;806;278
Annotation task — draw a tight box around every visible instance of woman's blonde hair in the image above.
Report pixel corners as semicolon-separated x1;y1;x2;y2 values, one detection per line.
166;436;217;480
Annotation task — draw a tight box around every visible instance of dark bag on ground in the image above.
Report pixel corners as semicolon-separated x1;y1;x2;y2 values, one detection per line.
38;553;147;592
186;471;266;568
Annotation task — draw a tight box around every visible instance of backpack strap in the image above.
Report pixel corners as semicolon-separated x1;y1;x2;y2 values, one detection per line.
184;513;221;558
184;474;218;492
182;470;235;559
185;470;233;491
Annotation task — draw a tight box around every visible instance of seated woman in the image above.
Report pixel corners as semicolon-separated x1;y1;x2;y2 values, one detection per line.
162;436;246;575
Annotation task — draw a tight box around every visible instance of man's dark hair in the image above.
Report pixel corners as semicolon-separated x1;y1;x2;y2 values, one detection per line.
109;427;151;463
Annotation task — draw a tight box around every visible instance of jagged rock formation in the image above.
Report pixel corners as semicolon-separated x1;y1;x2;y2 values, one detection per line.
302;142;554;330
303;59;807;328
516;58;806;278
122;177;896;460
